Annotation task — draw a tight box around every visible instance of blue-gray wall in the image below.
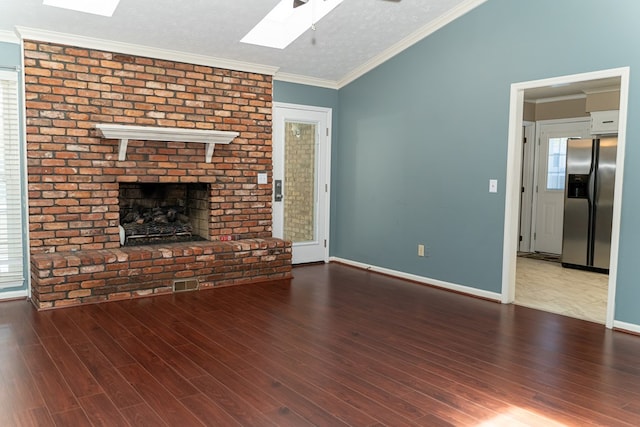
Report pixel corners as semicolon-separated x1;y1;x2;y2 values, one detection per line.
0;42;20;65
332;0;640;324
0;40;28;296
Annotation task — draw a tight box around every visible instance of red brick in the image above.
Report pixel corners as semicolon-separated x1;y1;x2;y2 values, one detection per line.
25;41;288;308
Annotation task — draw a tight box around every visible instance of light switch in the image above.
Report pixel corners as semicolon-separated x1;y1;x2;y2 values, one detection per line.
489;179;498;193
257;173;267;184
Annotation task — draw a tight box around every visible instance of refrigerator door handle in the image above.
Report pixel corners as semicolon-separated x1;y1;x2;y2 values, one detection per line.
587;160;596;207
586;139;600;266
587;139;597;204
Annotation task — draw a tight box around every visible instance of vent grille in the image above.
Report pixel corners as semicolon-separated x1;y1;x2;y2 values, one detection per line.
173;279;199;293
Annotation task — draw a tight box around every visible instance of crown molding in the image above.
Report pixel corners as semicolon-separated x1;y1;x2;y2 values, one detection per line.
583;86;620;95
14;26;280;76
0;30;19;44
274;72;339;90
529;94;587;104
13;0;488;91
337;0;488;89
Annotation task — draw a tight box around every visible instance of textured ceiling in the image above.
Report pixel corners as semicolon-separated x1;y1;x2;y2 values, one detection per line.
0;0;482;85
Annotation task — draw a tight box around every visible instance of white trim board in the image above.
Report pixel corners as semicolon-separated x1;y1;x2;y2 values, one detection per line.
613;321;640;335
501;67;630;330
274;72;339;90
19;37;32;300
0;290;28;301
15;27;280;76
330;257;502;302
94;124;238;163
528;94;587;104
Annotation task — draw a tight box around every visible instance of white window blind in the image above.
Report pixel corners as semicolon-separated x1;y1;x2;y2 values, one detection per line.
0;70;24;289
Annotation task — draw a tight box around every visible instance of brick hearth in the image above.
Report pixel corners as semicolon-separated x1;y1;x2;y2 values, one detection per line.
30;239;291;309
24;40;292;308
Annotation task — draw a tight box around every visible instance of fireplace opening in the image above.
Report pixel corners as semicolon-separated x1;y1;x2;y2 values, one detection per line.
119;183;210;246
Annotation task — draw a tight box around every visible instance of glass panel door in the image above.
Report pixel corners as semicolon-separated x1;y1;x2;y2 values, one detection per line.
284;121;316;244
273;103;330;264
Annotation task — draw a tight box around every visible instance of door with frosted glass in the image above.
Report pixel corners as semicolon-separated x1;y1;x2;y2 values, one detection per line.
273;103;330;264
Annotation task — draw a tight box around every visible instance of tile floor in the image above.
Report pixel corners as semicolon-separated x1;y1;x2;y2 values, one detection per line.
515;257;608;324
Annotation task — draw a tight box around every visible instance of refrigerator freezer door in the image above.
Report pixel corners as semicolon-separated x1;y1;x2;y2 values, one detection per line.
565;138;594;175
562;198;590;266
592;137;617;270
561;139;593;267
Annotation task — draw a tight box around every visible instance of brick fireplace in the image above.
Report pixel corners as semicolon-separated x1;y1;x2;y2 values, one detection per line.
24;40;292;309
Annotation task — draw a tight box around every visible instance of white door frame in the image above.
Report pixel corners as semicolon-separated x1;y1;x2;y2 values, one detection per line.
273;102;332;263
529;118;590;254
501;67;630;329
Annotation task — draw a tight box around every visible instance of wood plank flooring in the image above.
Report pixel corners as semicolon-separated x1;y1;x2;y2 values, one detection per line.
2;262;640;426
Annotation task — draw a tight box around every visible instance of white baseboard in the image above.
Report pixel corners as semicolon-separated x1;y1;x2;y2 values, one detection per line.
613;320;640;335
0;289;28;301
329;257;501;302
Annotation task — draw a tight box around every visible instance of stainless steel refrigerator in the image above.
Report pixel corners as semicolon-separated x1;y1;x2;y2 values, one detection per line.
561;136;617;272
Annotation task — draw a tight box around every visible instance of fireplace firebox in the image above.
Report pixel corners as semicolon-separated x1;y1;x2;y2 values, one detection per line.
119;183;210;246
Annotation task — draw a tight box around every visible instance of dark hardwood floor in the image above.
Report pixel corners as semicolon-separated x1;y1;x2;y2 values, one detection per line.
2;262;640;426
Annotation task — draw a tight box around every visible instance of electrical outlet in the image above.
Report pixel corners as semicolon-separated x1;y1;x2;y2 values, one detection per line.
418;244;425;257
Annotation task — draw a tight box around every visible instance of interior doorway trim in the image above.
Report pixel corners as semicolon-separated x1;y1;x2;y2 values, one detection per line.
501;67;630;329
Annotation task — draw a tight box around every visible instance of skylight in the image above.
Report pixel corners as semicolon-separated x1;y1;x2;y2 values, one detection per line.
241;0;343;49
43;0;121;17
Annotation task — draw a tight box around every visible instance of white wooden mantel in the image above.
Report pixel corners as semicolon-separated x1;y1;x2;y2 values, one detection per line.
95;124;239;163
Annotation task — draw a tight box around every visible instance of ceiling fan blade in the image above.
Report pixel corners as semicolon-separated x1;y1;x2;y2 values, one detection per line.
293;0;309;8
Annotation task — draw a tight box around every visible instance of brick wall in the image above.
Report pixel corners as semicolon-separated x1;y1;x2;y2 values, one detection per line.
24;40;273;254
23;40;292;309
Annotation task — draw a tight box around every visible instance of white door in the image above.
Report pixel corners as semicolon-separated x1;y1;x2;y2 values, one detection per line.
273;103;331;264
519;123;536;252
533;120;590;254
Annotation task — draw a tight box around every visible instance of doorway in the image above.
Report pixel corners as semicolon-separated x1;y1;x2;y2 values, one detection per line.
272;102;331;264
502;68;630;329
517;119;608;323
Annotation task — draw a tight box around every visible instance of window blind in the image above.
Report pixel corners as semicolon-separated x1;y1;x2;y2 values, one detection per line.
0;70;24;289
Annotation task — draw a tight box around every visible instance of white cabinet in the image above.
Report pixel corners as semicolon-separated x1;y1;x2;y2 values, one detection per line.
590;110;619;135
